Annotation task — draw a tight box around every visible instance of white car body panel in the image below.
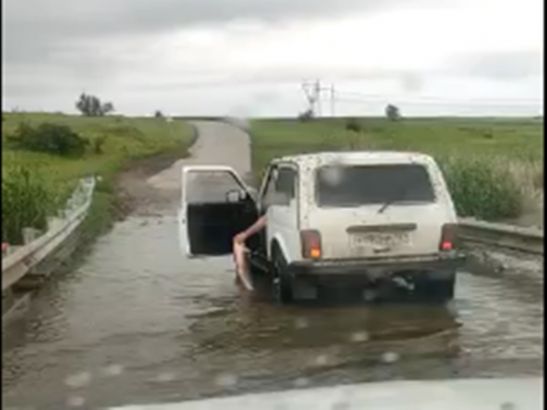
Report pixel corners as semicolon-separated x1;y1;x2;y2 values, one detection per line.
264;163;301;263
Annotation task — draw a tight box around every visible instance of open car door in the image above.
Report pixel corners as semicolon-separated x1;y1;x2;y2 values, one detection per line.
179;165;258;257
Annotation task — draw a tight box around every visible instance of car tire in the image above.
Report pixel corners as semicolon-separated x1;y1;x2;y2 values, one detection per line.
272;248;293;304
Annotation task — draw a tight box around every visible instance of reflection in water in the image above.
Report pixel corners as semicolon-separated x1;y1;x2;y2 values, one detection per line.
189;296;461;352
2;215;543;409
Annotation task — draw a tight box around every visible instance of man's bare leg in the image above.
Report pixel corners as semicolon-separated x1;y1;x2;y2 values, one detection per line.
233;241;254;291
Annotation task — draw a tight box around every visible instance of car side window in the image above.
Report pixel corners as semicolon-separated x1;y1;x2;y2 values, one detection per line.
273;167;297;206
260;165;297;210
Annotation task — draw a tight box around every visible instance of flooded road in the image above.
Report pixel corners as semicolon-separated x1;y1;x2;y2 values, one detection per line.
2;122;543;409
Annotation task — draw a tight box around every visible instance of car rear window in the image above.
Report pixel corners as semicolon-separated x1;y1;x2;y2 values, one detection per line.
316;164;436;207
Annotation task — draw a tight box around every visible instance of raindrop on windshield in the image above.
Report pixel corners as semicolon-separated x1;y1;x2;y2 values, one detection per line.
350;331;369;343
153;372;178;383
66;395;86;408
314;354;329;366
294;317;309;329
331;400;351;410
500;402;516;410
102;364;124;377
320;166;344;187
381;351;400;364
293;377;310;388
64;372;92;388
215;373;238;388
363;289;377;302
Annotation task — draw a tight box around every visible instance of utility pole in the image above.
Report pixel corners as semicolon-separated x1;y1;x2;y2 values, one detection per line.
330;84;335;117
301;81;314;116
315;79;321;118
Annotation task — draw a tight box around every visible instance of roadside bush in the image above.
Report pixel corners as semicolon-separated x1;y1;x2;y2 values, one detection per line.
8;122;89;157
93;135;107;154
440;157;522;220
482;130;493;139
345;118;362;132
2;167;56;244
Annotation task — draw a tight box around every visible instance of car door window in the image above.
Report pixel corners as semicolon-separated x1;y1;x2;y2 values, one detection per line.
185;170;243;203
272;167;297;207
260;165;297;210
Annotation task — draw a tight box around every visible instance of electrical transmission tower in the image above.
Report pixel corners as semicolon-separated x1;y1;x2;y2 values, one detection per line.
301;79;321;118
301;80;337;118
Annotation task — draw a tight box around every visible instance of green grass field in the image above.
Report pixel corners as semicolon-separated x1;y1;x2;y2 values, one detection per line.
251;117;543;221
2;113;193;191
2;113;193;243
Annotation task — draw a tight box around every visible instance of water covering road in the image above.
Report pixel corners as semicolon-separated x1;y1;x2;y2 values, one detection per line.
2;121;543;409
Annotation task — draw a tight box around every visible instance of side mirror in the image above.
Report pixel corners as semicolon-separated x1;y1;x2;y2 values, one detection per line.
226;189;246;203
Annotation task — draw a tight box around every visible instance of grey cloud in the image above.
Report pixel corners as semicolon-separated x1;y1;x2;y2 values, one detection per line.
3;0;441;65
102;66;425;90
4;0;426;35
2;0;445;105
449;50;543;79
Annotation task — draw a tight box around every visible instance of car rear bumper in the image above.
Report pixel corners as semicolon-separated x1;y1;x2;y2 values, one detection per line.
286;252;466;285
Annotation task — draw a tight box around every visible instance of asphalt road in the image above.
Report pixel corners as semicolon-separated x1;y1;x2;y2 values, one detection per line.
2;121;543;410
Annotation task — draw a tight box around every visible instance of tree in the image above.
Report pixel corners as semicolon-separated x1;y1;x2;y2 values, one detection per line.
154;110;164;118
76;93;114;116
102;102;114;115
385;104;401;121
298;109;314;122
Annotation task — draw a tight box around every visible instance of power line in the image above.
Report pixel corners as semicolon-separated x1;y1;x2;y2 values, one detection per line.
334;96;541;107
300;80;540;115
332;89;541;105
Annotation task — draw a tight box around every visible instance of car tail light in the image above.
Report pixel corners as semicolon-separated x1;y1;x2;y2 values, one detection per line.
440;223;457;251
301;230;322;259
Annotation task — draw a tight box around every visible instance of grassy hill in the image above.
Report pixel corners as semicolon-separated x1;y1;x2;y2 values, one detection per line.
2;113;193;243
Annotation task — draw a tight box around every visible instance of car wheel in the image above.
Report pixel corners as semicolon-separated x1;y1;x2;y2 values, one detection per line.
272;249;293;304
435;277;455;301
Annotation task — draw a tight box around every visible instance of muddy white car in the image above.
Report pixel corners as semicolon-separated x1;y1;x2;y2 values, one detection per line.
179;151;465;304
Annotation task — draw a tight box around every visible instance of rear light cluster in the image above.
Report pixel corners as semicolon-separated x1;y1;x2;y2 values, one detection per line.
440;223;458;251
301;230;322;259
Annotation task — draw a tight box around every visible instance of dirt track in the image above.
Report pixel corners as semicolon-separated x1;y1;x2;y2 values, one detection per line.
116;121;252;217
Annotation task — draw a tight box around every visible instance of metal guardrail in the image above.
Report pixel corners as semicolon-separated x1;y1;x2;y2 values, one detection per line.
2;176;96;292
458;218;544;255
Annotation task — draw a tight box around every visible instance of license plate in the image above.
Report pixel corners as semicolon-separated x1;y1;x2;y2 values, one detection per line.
350;232;410;248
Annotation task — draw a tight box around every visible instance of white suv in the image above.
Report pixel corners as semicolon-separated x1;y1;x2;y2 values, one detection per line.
179;151;465;304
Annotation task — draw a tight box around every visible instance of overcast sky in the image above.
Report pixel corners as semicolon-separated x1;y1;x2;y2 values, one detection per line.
2;0;543;117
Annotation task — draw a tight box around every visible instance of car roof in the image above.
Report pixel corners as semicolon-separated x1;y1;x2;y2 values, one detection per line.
274;151;434;166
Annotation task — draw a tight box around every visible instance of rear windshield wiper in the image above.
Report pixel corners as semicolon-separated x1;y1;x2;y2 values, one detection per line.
377;186;407;214
377;198;396;214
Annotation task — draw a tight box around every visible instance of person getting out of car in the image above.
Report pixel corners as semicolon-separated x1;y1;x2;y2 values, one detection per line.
232;215;267;291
